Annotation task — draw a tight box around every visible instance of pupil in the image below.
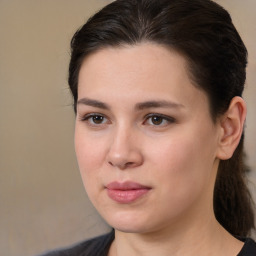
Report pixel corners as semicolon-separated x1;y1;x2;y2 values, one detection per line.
93;116;103;124
152;116;162;125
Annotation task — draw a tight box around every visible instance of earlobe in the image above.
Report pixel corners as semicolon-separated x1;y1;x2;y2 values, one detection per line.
216;96;246;160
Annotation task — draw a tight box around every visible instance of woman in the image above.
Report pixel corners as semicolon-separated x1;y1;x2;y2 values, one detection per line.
40;0;256;255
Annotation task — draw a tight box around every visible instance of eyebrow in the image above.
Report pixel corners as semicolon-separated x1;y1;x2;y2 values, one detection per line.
77;98;110;109
135;100;184;110
77;98;184;110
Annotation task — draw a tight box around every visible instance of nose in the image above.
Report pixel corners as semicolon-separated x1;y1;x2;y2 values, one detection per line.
106;126;143;170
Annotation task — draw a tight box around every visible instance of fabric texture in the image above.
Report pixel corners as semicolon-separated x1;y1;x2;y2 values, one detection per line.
237;238;256;256
38;231;256;256
38;231;114;256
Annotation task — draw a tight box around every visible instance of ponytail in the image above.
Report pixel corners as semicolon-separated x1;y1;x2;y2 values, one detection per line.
214;133;255;237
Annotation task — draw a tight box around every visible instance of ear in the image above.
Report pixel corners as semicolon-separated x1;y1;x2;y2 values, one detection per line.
216;96;246;160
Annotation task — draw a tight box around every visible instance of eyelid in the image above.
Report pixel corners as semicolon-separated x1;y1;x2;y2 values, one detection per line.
78;112;111;125
143;113;176;125
77;112;175;126
79;112;103;120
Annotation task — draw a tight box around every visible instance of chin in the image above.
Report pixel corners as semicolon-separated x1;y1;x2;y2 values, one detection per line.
112;223;151;234
102;210;155;234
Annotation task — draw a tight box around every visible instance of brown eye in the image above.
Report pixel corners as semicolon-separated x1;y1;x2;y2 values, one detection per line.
151;116;164;125
144;114;175;127
92;115;105;124
81;114;109;125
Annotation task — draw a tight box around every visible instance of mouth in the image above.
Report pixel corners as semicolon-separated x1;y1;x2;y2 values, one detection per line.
105;181;151;204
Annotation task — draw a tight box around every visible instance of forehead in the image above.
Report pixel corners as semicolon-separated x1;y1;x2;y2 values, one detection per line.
79;43;188;90
77;43;209;112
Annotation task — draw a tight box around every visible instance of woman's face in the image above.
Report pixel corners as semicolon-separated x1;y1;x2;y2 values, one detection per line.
75;43;222;234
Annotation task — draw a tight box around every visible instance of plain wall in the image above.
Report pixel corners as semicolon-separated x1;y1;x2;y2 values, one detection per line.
0;1;255;256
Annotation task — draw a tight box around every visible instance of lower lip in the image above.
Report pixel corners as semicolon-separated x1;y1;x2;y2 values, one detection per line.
106;188;150;203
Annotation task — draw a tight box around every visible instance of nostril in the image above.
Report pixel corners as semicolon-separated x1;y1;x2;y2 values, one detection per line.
107;160;135;170
125;162;135;168
108;160;126;168
108;161;114;166
106;148;143;170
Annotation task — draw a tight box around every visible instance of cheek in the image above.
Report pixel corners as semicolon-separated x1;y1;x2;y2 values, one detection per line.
155;141;215;217
74;127;107;187
153;139;202;184
149;129;217;195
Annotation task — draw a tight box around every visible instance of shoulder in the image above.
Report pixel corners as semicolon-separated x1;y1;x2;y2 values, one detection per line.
238;238;256;256
37;230;114;256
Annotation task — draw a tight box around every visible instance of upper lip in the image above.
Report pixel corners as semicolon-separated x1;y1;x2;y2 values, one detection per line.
106;181;151;190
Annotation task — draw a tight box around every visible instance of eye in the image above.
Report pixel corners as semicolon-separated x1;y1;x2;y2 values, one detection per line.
90;115;106;124
79;113;110;126
144;114;175;126
149;116;165;125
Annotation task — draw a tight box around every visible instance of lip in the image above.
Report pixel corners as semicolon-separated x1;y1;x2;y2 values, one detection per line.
105;181;151;204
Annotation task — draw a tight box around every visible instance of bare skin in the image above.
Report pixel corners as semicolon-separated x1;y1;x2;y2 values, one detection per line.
108;215;243;256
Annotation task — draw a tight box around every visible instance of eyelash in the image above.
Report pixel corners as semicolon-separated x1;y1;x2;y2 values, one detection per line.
143;113;175;126
79;113;110;126
79;113;175;127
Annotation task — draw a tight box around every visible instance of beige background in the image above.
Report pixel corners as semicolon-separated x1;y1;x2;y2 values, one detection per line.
0;1;255;256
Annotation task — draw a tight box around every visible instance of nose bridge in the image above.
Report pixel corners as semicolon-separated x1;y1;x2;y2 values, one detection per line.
107;122;143;169
112;123;130;151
